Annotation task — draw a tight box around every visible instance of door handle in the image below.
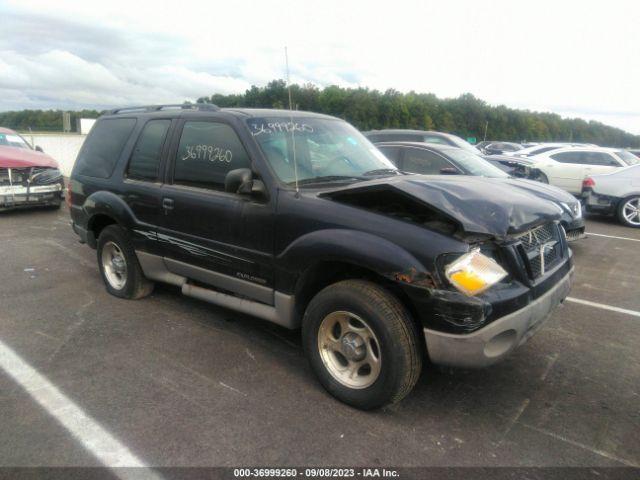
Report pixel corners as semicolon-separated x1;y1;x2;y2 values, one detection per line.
162;198;174;212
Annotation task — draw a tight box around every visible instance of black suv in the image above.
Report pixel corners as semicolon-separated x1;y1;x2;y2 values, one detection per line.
69;105;573;409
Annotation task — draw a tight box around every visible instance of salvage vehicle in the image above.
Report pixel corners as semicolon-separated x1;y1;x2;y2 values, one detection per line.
526;147;639;195
582;165;640;227
0;127;64;211
481;154;546;181
376;142;585;241
69;105;574;409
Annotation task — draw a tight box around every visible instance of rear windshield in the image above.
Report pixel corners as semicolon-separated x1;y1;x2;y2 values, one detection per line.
74;118;137;178
615;150;640;165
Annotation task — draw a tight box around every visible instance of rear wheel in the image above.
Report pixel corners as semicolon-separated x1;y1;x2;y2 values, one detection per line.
302;279;422;410
97;225;154;299
617;196;640;228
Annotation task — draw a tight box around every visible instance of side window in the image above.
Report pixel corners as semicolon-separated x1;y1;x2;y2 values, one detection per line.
126;120;171;181
587;152;618;166
75;118;137;178
550;151;587;164
173;121;251;191
377;146;401;166
403;149;453;174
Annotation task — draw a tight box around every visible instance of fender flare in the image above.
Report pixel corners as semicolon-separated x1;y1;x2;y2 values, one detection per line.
83;191;138;244
278;229;433;289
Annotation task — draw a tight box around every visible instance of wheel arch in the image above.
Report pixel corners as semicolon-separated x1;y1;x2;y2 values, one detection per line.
84;191;137;248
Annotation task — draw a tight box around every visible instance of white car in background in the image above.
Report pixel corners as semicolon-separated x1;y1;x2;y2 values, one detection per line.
526;147;639;195
582;165;640;227
504;143;596;158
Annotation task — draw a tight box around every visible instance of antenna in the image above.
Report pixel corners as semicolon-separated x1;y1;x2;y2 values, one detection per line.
285;46;299;193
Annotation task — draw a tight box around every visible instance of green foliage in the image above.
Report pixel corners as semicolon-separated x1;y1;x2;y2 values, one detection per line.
197;80;640;148
0;109;102;132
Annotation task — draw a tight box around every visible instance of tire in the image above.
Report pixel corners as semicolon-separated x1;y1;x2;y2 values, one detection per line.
617;195;640;228
302;279;422;410
96;225;154;299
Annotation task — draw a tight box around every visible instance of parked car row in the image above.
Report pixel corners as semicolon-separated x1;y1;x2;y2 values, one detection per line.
378;129;638;227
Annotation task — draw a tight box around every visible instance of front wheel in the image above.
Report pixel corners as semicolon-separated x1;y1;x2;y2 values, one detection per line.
302;280;422;410
617;196;640;228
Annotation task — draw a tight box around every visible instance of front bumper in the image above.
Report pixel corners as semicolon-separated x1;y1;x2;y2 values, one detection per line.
0;184;63;210
423;268;573;368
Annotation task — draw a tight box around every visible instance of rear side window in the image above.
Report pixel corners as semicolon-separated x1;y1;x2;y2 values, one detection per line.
173;121;251;191
586;152;618;166
75;118;137;178
126;120;171;181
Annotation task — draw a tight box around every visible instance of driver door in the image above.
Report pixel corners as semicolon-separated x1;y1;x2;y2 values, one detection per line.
158;118;276;299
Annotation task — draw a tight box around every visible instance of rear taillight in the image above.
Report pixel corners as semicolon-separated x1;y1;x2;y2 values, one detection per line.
582;177;595;189
65;181;72;209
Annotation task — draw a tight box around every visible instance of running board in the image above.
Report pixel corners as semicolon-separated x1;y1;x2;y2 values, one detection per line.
181;283;297;329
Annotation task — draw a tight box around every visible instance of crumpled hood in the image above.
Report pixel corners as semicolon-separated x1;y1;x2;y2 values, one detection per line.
0;146;59;169
321;175;563;239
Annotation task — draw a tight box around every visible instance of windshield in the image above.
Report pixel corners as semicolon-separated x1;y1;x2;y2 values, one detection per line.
446;149;510;178
248;116;397;185
615;150;640;166
0;132;31;149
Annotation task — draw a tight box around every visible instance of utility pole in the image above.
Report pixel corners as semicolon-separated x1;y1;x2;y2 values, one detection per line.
483;121;488;141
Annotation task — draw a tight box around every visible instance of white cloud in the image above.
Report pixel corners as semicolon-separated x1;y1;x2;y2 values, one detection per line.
1;0;639;134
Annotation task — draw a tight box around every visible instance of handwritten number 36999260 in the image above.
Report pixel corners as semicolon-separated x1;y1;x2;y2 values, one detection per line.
182;145;233;163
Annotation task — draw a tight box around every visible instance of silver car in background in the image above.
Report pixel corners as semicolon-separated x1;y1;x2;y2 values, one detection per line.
582;165;640;227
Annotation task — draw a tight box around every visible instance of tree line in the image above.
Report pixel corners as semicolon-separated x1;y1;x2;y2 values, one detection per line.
1;80;637;147
198;80;640;148
0;109;101;133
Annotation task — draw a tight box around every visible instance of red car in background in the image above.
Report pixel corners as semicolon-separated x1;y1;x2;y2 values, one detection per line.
0;127;64;211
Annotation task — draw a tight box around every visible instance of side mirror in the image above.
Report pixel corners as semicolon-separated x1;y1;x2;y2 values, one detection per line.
35;145;44;152
224;168;266;198
225;168;253;194
440;167;460;175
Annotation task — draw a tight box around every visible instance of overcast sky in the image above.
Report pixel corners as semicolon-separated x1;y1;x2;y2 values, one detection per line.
1;0;639;133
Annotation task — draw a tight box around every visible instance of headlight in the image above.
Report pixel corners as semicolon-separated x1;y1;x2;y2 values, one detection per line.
561;201;582;219
444;249;508;296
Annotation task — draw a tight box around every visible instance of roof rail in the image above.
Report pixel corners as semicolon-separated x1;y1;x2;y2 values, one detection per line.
108;103;220;115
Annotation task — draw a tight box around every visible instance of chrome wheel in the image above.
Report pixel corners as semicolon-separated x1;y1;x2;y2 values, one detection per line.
622;197;640;226
317;311;382;389
101;241;127;290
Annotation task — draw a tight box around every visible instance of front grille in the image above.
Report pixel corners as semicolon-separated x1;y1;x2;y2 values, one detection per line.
0;167;61;186
514;223;562;279
0;168;9;186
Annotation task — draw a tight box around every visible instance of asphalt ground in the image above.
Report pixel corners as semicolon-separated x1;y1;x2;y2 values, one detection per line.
0;205;638;472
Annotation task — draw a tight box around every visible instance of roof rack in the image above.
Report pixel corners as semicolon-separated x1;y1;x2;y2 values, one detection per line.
108;103;220;115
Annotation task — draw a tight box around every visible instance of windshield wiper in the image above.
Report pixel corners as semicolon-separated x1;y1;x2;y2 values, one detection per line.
291;175;366;186
362;168;401;176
